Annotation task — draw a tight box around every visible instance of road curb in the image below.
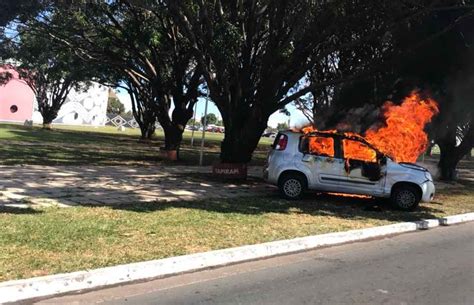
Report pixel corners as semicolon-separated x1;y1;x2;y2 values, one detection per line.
439;212;474;226
1;213;473;304
415;219;440;230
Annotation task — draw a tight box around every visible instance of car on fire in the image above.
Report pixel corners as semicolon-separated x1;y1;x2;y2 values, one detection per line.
263;131;435;211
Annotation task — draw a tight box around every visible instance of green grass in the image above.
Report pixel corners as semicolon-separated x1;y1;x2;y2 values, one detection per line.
1;181;473;282
0;123;273;166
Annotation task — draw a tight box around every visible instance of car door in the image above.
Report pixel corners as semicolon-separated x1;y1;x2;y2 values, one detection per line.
297;135;344;192
336;138;386;196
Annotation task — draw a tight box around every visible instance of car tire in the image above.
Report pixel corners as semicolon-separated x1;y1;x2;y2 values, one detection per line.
279;173;307;200
391;185;421;211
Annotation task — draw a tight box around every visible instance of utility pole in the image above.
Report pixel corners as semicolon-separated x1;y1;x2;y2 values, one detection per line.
190;102;198;146
199;91;209;166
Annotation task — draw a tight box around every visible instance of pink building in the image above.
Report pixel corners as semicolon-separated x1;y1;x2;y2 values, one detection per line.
0;67;34;122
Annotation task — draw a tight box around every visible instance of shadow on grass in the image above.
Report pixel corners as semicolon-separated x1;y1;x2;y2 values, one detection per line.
0;205;43;214
1;153;469;224
109;192;446;224
0;124;269;166
0;142;163;166
0;170;440;223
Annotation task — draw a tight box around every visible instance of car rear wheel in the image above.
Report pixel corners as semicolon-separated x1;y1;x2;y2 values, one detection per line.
391;185;421;211
279;173;307;200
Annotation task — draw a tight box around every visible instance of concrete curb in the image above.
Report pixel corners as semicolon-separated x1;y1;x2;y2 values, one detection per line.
439;212;474;226
1;213;473;304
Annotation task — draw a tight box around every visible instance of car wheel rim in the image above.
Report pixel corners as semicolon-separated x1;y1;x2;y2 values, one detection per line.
397;190;416;208
284;179;302;198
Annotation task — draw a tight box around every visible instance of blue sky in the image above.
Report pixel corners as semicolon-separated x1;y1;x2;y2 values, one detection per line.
116;91;310;128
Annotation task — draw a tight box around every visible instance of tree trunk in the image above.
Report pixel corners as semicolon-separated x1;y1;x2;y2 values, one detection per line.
220;109;268;163
162;124;184;150
438;145;458;181
161;124;184;161
135;106;156;141
41;109;56;130
156;99;193;161
139;119;156;140
436;122;473;181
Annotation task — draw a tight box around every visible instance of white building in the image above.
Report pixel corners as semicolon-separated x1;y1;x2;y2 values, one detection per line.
32;82;109;126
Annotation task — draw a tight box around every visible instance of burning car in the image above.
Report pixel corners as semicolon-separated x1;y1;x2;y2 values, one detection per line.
263;130;435;211
264;92;439;211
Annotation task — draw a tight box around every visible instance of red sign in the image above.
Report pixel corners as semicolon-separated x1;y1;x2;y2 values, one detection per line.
212;163;247;179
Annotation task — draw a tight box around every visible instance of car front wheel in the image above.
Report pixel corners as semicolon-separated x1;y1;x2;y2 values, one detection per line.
391;185;421;211
279;173;306;200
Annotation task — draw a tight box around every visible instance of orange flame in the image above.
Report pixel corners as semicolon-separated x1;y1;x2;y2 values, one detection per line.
308;136;335;156
365;92;439;162
301;92;439;163
342;139;377;162
326;192;372;199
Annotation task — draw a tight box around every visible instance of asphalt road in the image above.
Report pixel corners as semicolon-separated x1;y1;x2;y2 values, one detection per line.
37;222;474;305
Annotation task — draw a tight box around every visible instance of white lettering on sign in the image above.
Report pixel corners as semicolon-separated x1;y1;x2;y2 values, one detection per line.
215;168;240;175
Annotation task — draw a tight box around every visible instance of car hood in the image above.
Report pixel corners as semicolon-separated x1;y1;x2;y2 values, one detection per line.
399;162;429;172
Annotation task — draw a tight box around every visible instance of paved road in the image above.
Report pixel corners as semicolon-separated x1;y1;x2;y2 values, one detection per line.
38;223;474;305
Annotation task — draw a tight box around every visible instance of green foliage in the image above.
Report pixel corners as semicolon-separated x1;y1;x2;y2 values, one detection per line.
201;113;218;125
165;0;441;162
0;0;45;26
1;13;95;124
107;97;125;116
121;110;134;121
277;122;289;131
188;118;201;128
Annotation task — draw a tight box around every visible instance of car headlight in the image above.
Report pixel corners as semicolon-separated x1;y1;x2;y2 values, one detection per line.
424;171;433;181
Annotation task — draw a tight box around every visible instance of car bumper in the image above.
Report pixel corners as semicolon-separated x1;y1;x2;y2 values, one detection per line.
421;180;435;202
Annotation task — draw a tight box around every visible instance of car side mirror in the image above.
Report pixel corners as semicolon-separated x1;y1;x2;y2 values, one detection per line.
379;155;387;165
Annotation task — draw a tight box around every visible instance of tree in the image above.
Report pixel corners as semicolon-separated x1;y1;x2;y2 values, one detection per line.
165;0;439;163
121;110;134;121
277;122;289;131
201;113;217;126
318;2;473;180
107;96;125;116
29;2;202;155
0;0;45;27
188;118;201;128
1;23;91;128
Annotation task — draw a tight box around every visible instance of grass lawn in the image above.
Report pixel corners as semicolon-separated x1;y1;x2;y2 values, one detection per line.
1;180;473;282
0;123;273;166
1;122;472;282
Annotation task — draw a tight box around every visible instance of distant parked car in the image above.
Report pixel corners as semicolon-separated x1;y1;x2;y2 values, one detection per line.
205;125;225;133
263;131;435;211
186;125;200;131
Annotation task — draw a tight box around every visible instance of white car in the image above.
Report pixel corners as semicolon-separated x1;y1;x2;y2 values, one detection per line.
263;131;435;211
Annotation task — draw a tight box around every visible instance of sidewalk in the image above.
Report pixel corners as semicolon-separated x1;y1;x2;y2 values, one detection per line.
0;165;274;208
